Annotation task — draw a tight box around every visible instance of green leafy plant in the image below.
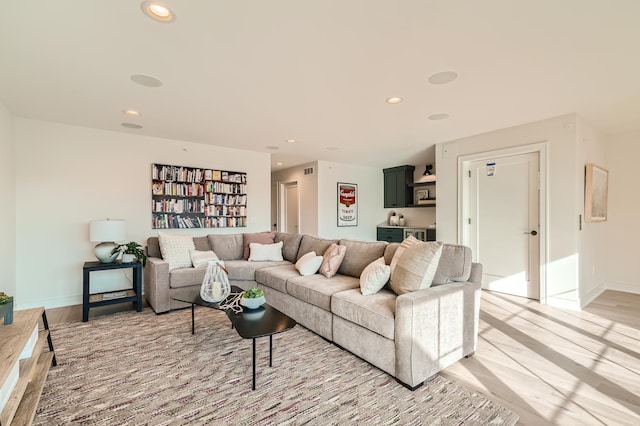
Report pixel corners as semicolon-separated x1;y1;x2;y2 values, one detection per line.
111;242;148;266
0;291;10;304
243;287;264;299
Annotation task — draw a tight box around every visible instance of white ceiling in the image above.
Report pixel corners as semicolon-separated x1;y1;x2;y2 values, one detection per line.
1;1;639;171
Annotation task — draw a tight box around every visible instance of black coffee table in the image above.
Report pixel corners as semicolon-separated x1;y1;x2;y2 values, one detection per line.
171;287;297;390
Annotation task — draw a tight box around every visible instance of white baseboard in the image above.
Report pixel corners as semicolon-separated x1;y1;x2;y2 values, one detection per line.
546;296;581;311
16;294;82;310
580;284;606;309
605;281;640;294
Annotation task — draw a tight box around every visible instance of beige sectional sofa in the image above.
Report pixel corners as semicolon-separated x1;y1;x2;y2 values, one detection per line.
144;232;482;390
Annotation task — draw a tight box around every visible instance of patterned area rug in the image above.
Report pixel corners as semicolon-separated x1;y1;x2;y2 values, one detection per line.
35;308;518;425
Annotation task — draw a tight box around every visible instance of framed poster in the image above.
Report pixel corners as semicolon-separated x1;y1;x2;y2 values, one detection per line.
584;163;608;222
337;183;358;227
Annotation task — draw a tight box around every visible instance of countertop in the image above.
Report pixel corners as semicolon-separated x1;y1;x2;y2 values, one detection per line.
377;222;436;229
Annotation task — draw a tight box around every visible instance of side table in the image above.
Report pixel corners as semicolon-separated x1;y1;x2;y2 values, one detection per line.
82;261;142;322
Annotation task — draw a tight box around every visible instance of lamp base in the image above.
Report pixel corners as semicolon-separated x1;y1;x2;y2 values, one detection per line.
95;242;119;263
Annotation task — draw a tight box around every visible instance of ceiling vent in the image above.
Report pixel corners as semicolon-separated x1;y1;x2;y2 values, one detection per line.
304;167;314;175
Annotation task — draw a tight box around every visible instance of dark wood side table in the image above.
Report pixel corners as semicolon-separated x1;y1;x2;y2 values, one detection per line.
82;261;142;322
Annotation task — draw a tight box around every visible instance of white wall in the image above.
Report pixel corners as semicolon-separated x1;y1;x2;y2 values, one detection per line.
316;160;384;240
15;118;271;309
271;162;319;236
603;130;640;294
0;102;16;299
436;114;583;309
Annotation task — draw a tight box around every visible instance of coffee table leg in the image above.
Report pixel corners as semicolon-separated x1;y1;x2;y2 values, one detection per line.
269;335;273;367
252;338;256;390
191;303;195;335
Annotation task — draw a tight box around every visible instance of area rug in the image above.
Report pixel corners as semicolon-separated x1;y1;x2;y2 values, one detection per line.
35;308;518;425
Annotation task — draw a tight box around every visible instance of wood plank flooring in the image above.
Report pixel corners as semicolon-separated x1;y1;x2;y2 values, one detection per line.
441;290;640;425
45;290;639;425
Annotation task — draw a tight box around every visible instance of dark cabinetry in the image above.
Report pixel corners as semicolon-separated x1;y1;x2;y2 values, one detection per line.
377;227;404;243
383;165;415;208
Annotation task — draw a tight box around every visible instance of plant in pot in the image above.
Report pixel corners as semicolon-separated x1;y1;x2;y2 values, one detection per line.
240;287;265;310
111;242;148;266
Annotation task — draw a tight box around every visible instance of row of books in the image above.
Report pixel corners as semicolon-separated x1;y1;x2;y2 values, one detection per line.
152;164;247;184
152;182;206;197
206;193;247;205
205;182;246;194
152;214;247;229
204;205;246;217
152;199;205;214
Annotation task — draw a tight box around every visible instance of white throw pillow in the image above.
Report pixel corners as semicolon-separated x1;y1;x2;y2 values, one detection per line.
248;241;284;262
390;241;444;295
158;233;195;271
360;257;391;296
190;250;219;268
295;251;323;276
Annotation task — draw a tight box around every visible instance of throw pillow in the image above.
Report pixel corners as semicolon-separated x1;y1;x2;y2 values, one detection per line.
390;241;444;295
360;257;391;296
389;236;420;279
295;251;323;276
248;241;284;262
189;250;218;268
319;243;347;278
158;233;195;271
242;232;275;260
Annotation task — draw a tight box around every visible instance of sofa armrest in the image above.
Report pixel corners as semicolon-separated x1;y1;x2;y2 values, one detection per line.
394;281;481;388
469;262;483;284
144;257;170;314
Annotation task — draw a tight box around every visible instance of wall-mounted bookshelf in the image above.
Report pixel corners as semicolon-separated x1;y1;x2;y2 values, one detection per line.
151;163;247;229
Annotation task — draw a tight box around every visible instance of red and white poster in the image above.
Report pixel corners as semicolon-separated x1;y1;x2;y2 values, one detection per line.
337;183;357;227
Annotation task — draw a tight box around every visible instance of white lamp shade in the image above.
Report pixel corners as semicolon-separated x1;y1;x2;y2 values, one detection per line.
90;219;126;242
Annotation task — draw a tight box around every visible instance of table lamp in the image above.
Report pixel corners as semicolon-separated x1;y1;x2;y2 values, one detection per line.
90;219;126;263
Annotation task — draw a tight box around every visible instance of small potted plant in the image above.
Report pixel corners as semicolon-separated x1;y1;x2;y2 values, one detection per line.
111;242;148;266
0;291;13;325
240;287;265;310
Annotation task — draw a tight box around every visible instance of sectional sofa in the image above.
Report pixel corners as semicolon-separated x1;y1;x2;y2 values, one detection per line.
144;232;482;389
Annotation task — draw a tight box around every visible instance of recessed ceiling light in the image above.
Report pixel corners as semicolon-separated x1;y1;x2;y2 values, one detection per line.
131;74;163;87
428;113;450;121
123;109;141;117
326;146;340;151
121;123;143;129
286;139;296;144
276;162;283;166
266;146;280;150
386;97;403;104
428;71;458;85
140;1;176;23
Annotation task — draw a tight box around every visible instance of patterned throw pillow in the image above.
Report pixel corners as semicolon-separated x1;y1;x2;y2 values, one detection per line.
319;243;347;278
158;233;195;271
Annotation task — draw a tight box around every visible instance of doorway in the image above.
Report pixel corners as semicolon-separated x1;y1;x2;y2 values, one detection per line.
461;145;546;300
282;182;299;234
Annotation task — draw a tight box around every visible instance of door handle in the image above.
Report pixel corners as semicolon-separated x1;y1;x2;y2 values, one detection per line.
524;230;538;236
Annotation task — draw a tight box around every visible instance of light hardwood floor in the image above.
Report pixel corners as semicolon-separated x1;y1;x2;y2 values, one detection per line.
441;290;640;425
45;290;639;425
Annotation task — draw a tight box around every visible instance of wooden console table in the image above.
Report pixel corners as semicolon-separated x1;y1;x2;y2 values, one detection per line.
0;307;56;426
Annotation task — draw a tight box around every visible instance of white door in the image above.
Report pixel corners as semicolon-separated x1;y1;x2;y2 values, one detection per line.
284;182;299;234
467;152;540;299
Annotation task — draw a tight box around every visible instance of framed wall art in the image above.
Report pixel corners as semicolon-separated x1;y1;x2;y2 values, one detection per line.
337;182;358;227
584;163;608;222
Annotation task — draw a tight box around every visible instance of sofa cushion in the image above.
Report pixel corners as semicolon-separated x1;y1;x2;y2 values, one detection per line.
389;236;421;277
158;233;195;271
189;250;218;268
360;257;391;296
255;264;299;293
297;235;339;261
338;239;387;278
248;241;283;262
147;237;161;258
169;266;207;289
319;243;347;278
432;244;473;285
274;232;303;263
390;241;443;295
287;274;360;311
242;232;276;260
332;288;396;340
208;234;243;260
224;259;290;281
383;243;400;265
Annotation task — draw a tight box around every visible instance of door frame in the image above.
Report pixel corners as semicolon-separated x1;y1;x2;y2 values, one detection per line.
278;180;299;234
458;142;548;304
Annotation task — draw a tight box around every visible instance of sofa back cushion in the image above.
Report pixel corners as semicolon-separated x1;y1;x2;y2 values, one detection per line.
207;234;243;260
274;232;303;263
297;235;339;261
383;243;400;265
147;236;209;259
432;244;473;285
338;239;388;278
